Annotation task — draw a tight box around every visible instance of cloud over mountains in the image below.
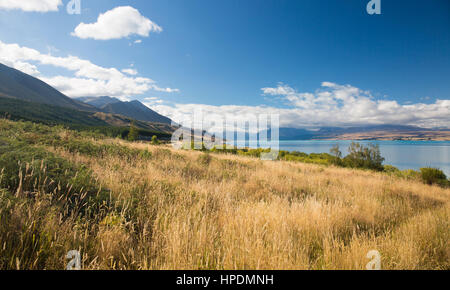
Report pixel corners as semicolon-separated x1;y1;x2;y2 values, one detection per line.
0;40;178;98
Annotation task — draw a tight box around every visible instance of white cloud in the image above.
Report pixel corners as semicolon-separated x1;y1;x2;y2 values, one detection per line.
147;83;450;129
144;97;164;105
0;39;447;128
0;40;179;98
122;68;138;75
151;86;180;93
72;6;162;40
0;0;61;12
134;39;142;44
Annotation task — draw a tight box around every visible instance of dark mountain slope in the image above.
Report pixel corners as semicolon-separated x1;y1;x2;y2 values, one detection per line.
0;97;108;127
0;97;175;139
0;63;95;111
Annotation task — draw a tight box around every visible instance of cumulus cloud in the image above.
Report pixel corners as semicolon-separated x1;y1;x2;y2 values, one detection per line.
0;0;61;12
147;82;450;129
0;40;179;98
72;6;162;40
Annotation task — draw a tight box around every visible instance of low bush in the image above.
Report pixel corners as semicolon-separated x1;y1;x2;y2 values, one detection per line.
420;167;448;186
384;165;400;174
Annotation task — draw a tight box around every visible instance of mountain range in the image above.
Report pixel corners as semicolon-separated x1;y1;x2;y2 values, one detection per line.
0;62;173;125
0;62;449;141
0;62;175;137
76;96;172;124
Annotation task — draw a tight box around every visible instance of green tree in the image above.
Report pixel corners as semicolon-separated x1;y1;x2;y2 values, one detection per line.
330;144;342;158
329;144;343;166
128;123;139;141
343;142;385;171
151;135;159;145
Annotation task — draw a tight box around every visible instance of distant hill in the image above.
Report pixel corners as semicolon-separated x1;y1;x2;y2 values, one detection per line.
0;63;95;111
273;125;450;141
77;96;173;125
76;96;121;108
316;125;428;136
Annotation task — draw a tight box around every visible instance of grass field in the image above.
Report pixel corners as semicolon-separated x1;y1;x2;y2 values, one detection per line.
0;119;448;270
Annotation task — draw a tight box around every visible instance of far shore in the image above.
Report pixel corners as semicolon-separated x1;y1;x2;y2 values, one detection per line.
316;130;450;141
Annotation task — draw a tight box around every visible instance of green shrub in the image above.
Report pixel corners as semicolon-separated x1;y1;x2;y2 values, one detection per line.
397;169;421;180
384;165;400;174
128;124;139;141
151;135;159;145
420;168;448;186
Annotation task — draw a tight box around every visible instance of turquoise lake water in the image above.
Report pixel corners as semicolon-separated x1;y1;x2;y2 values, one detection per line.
249;140;450;176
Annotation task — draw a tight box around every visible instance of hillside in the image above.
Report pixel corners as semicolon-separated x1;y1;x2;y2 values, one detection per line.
93;112;175;134
0;119;448;270
0;63;174;128
0;97;108;127
0;97;174;140
0;63;95;111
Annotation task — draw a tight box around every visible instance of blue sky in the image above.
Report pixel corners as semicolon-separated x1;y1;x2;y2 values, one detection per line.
0;0;449;128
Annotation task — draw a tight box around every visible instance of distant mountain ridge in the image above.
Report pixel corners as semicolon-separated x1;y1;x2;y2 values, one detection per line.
0;62;173;125
76;96;173;125
0;62;176;138
271;125;450;141
0;62;447;141
257;124;450;141
76;96;121;108
0;63;95;111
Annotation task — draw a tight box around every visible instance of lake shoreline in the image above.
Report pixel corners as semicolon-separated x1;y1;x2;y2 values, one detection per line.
235;140;450;176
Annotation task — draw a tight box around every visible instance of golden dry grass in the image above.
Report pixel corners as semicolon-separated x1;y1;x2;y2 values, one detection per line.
47;137;450;270
0;120;448;270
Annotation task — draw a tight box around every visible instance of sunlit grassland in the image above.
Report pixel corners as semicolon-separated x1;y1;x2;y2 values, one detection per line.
0;119;448;270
